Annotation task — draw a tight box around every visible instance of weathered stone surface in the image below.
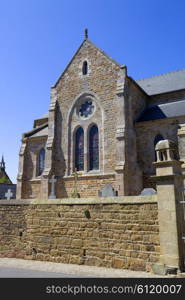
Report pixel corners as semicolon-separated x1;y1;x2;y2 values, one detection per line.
71;239;83;248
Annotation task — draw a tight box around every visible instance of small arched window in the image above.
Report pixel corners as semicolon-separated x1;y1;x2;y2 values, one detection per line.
154;134;164;161
38;148;45;176
82;61;88;75
75;127;84;171
89;125;99;170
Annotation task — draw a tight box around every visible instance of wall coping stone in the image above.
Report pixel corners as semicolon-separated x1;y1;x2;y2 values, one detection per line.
63;172;115;180
0;195;157;205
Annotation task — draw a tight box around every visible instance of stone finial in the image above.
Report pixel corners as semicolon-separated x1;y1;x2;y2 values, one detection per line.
155;139;178;162
84;28;88;40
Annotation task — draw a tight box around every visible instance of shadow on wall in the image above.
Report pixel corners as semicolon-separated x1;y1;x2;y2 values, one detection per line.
54;102;68;198
22;149;34;198
24;149;34;181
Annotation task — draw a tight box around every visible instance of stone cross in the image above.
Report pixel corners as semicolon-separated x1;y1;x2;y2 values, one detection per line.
5;189;13;200
49;175;57;199
85;28;88;40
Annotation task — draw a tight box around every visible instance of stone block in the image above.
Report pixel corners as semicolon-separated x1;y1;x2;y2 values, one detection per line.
71;239;83;248
112;258;126;269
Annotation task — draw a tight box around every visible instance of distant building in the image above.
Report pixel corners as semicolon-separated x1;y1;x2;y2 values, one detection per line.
0;156;16;199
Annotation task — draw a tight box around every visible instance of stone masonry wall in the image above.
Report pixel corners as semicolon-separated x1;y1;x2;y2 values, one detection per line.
56;174;116;198
0;197;159;272
22;181;41;199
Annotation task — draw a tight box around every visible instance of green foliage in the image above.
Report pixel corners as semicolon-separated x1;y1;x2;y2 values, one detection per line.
84;210;91;219
0;176;11;184
71;191;80;198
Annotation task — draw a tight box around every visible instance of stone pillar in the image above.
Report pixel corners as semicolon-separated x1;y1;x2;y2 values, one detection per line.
41;87;57;198
178;123;185;178
115;66;127;196
153;139;185;274
16;137;27;199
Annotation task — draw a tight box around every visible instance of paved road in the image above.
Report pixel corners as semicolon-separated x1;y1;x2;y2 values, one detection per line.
0;266;82;278
0;257;173;278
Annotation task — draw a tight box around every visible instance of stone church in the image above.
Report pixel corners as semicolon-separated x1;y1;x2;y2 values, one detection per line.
16;32;185;199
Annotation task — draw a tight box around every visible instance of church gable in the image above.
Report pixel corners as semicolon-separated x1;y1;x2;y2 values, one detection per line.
53;39;121;104
53;39;121;90
52;39;125;178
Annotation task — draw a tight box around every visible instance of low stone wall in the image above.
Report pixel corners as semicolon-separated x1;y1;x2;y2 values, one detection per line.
0;196;159;272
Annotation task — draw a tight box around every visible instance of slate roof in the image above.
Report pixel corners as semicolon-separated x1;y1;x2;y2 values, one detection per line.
0;184;16;199
136;69;185;95
137;100;185;122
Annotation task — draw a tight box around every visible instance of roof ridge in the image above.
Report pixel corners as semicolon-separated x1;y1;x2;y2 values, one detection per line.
137;68;185;82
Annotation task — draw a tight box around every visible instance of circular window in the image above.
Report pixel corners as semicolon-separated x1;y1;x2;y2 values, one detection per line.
77;99;95;119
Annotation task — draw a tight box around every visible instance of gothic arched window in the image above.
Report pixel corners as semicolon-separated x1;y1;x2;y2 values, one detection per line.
38;148;45;176
75;127;84;171
89;125;99;170
82;61;88;75
154;134;164;161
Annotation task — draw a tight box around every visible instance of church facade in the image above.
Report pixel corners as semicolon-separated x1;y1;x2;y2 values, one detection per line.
16;35;185;199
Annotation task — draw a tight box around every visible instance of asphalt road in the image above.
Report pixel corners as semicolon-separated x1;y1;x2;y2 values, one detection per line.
0;266;82;278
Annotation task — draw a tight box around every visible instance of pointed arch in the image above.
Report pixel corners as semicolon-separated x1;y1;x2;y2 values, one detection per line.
75;127;84;171
67;92;104;175
38;148;45;176
89;124;99;170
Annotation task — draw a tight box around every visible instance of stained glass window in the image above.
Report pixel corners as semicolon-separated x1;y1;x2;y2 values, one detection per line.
75;127;84;171
89;125;99;170
38;148;45;176
79;100;94;118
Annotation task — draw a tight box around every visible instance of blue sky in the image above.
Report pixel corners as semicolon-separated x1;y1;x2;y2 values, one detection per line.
0;0;185;183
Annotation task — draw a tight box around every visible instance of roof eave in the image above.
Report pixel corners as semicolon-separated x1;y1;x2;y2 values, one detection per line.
148;87;185;97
